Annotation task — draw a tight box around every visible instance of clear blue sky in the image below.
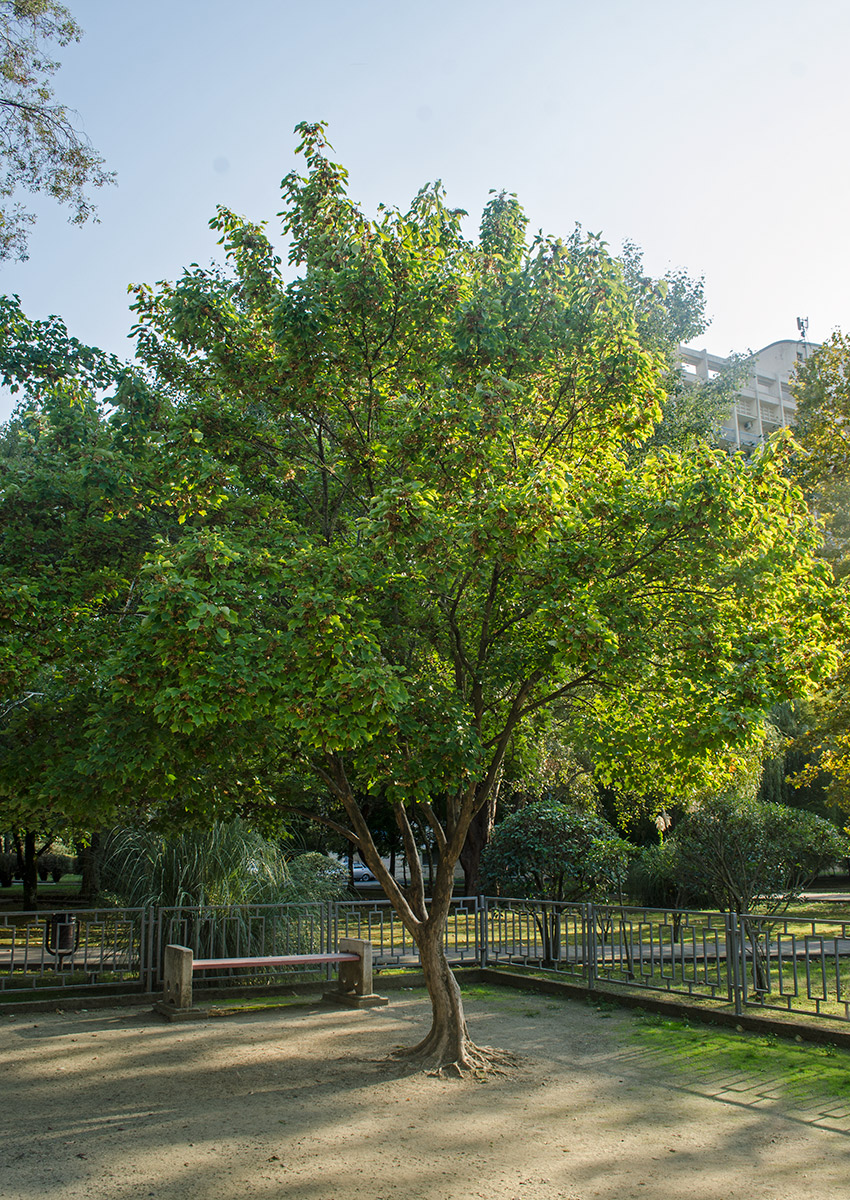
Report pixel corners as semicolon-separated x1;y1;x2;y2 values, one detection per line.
1;0;847;421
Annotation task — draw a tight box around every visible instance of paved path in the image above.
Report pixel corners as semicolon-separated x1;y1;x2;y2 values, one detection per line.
3;988;850;1200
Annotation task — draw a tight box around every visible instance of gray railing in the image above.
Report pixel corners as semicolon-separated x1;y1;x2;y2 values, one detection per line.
3;897;850;1027
482;899;850;1024
155;901;334;989
481;898;588;980
0;907;148;992
590;902;734;1005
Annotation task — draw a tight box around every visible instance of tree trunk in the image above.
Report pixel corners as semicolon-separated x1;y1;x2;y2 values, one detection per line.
19;830;38;911
393;924;512;1076
459;793;497;895
328;756;516;1075
78;831;101;902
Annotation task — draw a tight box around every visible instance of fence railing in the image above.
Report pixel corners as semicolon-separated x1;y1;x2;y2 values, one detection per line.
0;907;148;992
3;897;850;1026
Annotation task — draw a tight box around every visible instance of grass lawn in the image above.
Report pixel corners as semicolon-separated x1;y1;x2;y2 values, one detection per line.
626;1007;850;1109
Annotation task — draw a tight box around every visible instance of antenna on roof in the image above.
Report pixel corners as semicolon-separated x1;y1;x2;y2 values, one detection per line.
796;316;810;363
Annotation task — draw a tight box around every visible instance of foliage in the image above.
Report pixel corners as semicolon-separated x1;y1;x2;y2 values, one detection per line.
99;820;346;909
0;296;215;868
111;126;838;807
788;332;850;809
627;841;682;908
672;790;848;915
794;331;850;498
0;298;149;850
620;239;742;454
36;850;71;881
0;0;114;260
480;801;633;902
757;701;832;817
284;850;349;900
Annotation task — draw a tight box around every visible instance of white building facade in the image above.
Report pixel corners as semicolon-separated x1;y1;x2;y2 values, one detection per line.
680;338;815;451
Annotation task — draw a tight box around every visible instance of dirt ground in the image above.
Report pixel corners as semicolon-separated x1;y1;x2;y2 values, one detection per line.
3;984;850;1200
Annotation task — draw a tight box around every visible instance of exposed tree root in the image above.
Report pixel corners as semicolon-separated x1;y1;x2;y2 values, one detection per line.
388;1036;521;1079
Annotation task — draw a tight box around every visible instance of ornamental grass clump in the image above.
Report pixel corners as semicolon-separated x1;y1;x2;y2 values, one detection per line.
100;822;347;960
100;821;346;909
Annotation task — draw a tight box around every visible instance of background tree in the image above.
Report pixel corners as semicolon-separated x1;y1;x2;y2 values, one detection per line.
0;296;181;904
673;790;847;917
0;0;113;260
480;800;631;902
788;332;850;809
620;239;744;454
480;800;631;964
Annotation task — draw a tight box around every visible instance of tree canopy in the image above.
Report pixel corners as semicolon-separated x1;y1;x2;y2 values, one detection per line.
480;801;632;903
0;0;113;260
0;295;172;903
1;124;840;1068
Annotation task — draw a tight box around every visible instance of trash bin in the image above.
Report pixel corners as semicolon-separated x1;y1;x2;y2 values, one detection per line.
44;912;78;958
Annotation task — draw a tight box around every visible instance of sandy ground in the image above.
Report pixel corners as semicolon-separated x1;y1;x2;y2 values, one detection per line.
2;985;850;1200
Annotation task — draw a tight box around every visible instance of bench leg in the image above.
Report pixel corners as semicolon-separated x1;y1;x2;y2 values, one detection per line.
161;944;194;1010
327;938;388;1008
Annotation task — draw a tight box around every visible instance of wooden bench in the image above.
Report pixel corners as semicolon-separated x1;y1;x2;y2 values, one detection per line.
155;937;388;1018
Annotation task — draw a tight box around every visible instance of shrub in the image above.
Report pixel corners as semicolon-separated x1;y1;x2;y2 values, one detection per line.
627;842;683;908
36;852;73;883
99;821;347;909
673;792;849;914
480;801;633;902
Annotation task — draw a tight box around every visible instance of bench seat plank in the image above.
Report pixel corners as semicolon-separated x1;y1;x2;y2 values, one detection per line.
192;953;360;970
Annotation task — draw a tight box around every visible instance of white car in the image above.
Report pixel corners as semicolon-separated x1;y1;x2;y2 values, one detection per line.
351;862;376;883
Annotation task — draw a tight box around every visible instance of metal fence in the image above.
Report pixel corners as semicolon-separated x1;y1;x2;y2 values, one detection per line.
731;910;850;1022
590;902;734;1006
0;907;148;993
4;897;850;1027
484;899;850;1024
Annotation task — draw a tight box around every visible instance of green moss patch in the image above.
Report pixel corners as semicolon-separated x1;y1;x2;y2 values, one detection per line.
629;1011;850;1108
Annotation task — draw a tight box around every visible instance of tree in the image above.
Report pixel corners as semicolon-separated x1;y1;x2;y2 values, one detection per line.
788;332;850;809
793;332;850;497
673;790;847;917
0;296;174;905
480;801;631;903
73;124;838;1073
0;0;113;260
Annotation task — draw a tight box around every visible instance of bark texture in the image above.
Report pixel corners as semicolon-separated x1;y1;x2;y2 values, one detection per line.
392;928;511;1076
459;793;497;895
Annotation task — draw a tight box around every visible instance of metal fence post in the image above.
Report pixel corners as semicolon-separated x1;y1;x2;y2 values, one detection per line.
325;902;334;982
586;903;597;989
143;906;156;993
728;912;743;1016
479;895;488;969
154;905;165;990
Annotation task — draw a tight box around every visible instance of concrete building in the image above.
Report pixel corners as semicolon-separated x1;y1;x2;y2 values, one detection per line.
679;336;816;451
